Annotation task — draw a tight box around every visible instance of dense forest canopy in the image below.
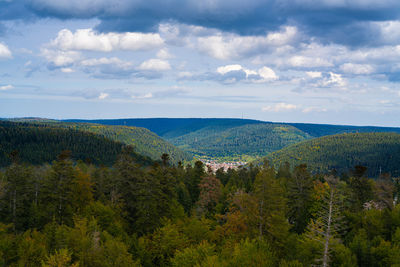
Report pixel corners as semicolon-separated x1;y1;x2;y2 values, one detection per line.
0;121;137;166
65;118;400;161
6;119;193;164
265;132;400;177
1;150;400;266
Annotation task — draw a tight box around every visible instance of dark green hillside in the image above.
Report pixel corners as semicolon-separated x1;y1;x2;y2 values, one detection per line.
288;122;400;137
169;123;311;160
58;122;193;164
65;118;262;137
0;121;151;166
11;119;193;164
64;118;400;161
266;132;400;177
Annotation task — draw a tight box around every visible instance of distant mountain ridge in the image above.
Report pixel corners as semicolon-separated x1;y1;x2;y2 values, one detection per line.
64;118;400;161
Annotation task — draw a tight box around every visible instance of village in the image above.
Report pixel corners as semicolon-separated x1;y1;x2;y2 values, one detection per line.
201;159;247;173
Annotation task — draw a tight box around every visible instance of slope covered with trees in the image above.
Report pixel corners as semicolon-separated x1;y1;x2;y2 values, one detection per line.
0;121;145;166
169;123;311;161
1;149;400;266
9;119;193;164
266;132;400;177
65;118;400;161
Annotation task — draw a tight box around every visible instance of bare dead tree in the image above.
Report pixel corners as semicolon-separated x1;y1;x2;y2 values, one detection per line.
305;176;346;267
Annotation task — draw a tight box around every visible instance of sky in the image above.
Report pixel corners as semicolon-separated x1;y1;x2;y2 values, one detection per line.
1;0;400;126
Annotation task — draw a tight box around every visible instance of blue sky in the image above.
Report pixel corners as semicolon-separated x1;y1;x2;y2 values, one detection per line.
1;0;400;126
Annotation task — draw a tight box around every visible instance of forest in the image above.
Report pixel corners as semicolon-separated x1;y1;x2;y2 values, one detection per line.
266;132;400;177
7;120;192;164
65;118;400;162
1;146;400;266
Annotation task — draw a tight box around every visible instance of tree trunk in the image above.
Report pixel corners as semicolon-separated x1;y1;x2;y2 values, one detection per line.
323;190;333;267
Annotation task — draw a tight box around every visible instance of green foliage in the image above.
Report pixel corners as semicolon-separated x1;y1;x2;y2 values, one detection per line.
266;132;400;177
0;121;126;166
9;119;193;164
1;141;400;266
169;123;311;160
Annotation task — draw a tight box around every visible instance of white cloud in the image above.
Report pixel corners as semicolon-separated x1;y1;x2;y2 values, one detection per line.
98;92;109;99
216;64;278;83
61;68;75;73
258;66;278;82
306;71;322;78
178;71;193;78
51;28;164;52
299;72;347;90
0;84;13;90
80;57;132;68
41;48;81;67
340;63;375;75
157;48;173;59
0;43;12;58
319;72;346;88
262;102;297;112
138;59;171;71
302;107;328;113
197;26;298;60
217;64;243;75
287;56;333;68
132;93;153;99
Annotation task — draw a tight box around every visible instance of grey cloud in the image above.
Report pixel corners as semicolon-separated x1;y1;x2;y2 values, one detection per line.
2;0;399;47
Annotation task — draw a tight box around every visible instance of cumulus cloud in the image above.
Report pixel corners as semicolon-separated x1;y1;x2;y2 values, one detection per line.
0;42;12;58
132;93;153;99
50;28;164;52
215;64;278;83
197;26;299;60
0;84;13;90
340;63;375;75
156;48;173;59
302;107;328;113
294;71;347;91
60;68;75;73
262;102;297;112
41;48;81;67
98;92;109;99
138;59;171;71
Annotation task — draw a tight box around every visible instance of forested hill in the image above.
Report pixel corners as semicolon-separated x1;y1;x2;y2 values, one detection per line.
0;121;153;166
65;118;400;161
64;118;263;137
288;122;400;137
8;119;193;164
266;132;400;177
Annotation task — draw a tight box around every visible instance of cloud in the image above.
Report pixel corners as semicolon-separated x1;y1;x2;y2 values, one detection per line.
60;68;74;73
262;102;297;112
215;64;278;83
294;71;347;91
0;84;13;90
132;93;153;99
50;28;164;52
197;26;299;60
156;48;173;59
98;92;109;99
0;42;11;58
80;57;132;68
302;107;328;113
138;59;171;71
340;63;375;75
41;48;81;67
287;56;333;68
